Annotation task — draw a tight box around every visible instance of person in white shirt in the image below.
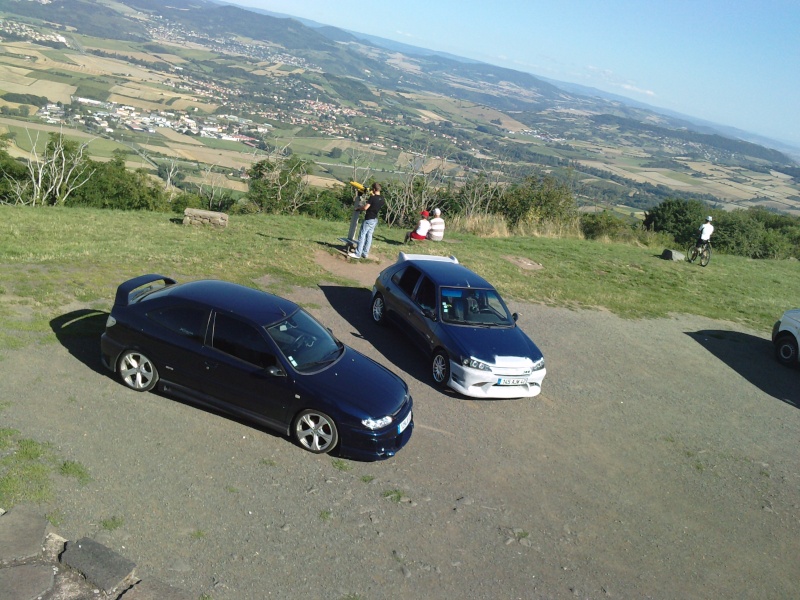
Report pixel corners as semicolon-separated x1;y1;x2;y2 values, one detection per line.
427;208;445;241
404;210;431;242
696;216;714;249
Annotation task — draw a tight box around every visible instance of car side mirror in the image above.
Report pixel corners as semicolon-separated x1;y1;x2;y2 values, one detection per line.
424;308;437;321
512;312;519;322
266;365;286;377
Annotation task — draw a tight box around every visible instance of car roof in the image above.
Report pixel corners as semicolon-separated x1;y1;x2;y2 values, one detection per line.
163;280;298;325
397;254;494;289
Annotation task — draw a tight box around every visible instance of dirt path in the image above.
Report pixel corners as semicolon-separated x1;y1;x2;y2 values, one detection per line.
1;252;798;600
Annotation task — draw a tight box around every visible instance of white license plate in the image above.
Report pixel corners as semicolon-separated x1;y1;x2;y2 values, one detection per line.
397;411;412;434
497;377;527;386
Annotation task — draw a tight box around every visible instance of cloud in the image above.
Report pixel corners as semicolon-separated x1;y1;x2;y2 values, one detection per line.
620;83;656;97
585;65;656;98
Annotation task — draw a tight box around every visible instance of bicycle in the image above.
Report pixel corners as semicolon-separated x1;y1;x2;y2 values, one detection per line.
687;240;712;267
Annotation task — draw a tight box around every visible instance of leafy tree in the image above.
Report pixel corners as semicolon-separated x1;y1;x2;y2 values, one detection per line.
643;198;708;245
68;153;167;210
581;211;629;239
502;174;577;227
246;154;312;214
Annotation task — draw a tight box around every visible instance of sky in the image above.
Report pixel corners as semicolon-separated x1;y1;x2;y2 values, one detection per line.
228;0;800;150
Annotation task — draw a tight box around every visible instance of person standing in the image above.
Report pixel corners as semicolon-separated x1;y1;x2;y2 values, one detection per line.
349;182;384;259
428;207;445;241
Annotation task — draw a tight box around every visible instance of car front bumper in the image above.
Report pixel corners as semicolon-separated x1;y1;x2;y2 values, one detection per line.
448;361;546;399
338;401;414;461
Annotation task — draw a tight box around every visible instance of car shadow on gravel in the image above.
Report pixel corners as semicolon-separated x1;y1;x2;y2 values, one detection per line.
687;329;798;408
319;284;449;393
50;309;109;375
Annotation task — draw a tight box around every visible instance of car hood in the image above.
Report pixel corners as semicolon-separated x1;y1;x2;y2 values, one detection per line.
781;309;800;324
298;347;408;419
445;325;543;365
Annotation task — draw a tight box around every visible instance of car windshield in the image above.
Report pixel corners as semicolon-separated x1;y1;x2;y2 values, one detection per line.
265;309;343;373
440;287;514;327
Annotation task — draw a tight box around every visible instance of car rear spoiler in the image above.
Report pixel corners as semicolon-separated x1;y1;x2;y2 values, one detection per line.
113;274;177;307
397;252;458;264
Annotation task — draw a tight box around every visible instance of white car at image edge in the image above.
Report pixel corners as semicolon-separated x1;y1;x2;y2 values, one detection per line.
772;309;800;367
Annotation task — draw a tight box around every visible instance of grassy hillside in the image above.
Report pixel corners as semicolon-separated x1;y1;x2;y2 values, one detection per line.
1;206;798;353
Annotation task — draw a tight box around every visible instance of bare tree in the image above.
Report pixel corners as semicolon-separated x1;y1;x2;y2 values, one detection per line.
384;143;450;227
457;163;505;218
197;162;228;210
5;130;95;206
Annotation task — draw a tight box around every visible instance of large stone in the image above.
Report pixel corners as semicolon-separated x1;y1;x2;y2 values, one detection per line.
0;505;46;563
61;537;136;594
0;563;54;599
119;578;196;600
661;248;685;261
183;207;228;227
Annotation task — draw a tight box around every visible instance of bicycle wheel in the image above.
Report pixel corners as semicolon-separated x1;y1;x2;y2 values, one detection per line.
700;245;711;267
687;245;698;263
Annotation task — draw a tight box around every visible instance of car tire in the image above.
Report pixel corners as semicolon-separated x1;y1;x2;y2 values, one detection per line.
293;409;339;454
117;350;159;392
775;334;799;367
371;293;386;325
432;349;451;388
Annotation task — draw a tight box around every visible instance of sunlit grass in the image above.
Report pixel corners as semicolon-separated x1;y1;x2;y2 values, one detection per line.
1;205;798;345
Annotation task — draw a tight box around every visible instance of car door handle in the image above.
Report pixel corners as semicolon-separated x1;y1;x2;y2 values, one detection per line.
204;360;218;371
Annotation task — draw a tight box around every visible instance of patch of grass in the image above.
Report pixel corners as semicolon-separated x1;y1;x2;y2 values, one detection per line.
319;509;332;521
100;515;124;531
191;529;207;539
382;489;403;503
17;438;48;461
0;461;52;505
331;458;352;472
360;475;375;483
46;509;64;527
60;460;91;484
225;485;238;493
0;428;18;450
259;458;278;467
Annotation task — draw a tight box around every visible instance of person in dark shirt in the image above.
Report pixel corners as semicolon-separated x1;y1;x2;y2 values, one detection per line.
349;182;384;259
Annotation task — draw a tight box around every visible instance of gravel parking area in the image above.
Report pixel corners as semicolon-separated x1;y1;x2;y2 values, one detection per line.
2;254;798;600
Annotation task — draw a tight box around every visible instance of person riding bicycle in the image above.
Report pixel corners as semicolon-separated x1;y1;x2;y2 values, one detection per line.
696;216;714;249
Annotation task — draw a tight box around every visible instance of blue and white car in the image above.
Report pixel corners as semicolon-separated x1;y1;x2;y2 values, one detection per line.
371;254;546;399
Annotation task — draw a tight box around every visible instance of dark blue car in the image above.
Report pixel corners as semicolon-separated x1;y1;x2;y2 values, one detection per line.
101;275;413;460
371;254;546;399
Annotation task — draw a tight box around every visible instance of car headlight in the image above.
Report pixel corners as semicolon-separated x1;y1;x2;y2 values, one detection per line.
531;357;545;370
362;416;392;430
461;356;492;371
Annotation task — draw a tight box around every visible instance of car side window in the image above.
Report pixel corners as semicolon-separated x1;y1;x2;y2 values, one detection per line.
415;276;436;312
211;313;277;369
147;306;208;343
392;265;421;298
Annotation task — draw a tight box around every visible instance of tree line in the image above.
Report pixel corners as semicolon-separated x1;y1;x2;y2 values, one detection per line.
3;132;800;260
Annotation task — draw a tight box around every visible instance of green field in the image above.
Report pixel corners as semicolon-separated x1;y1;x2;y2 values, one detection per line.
2;206;798;355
